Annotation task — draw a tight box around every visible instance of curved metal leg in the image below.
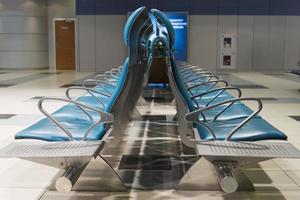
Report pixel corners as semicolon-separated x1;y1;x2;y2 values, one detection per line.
171;99;176;106
172;113;178;121
137;96;148;106
233;168;255;191
176;158;220;191
130;107;142;120
50;155;127;192
177;157;255;193
71;155;127;192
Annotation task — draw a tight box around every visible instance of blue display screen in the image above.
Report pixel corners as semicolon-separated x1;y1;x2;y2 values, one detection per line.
165;12;188;61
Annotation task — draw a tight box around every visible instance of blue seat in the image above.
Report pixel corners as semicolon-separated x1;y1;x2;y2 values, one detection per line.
149;8;288;154
199;103;259;121
196;118;287;141
193;95;236;107
15;6;147;142
15;117;106;141
170;61;287;142
15;58;129;141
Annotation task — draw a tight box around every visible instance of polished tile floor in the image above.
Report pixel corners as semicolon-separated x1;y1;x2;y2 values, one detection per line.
0;70;299;199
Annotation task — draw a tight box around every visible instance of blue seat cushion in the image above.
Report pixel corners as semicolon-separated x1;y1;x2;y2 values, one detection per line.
15;117;106;141
196;118;287;141
15;57;129;142
199;104;260;121
193;95;236;108
189;89;234;99
95;84;116;94
52;104;101;121
75;94;111;109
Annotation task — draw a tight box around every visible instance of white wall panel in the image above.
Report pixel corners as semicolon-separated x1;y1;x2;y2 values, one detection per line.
95;15;126;73
77;15;96;72
0;52;48;68
0;34;48;51
0;0;48;69
269;16;285;71
188;15;218;72
237;16;253;71
0;0;47;16
253;16;270;71
284;16;300;70
0;16;47;34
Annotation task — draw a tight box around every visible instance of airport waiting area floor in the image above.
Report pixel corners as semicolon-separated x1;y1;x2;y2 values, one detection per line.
0;70;299;199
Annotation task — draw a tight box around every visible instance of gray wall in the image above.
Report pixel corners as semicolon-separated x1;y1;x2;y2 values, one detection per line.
189;15;300;72
1;1;299;72
78;14;300;73
47;0;76;70
77;15;126;72
0;0;48;69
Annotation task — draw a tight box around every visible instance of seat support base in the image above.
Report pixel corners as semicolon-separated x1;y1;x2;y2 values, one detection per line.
49;155;127;192
176;157;254;192
178;141;300;193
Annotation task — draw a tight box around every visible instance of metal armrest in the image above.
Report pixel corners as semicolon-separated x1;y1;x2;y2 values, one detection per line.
111;68;121;73
185;98;263;141
109;70;120;79
184;75;219;84
191;87;242;100
179;66;198;73
83;79;115;96
83;79;117;88
181;67;206;76
187;80;229;91
191;87;242;108
180;65;199;71
95;74;119;82
181;69;208;77
182;71;212;80
66;86;111;109
38;97;114;141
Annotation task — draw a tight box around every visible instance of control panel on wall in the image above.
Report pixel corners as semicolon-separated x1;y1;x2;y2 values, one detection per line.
220;33;236;70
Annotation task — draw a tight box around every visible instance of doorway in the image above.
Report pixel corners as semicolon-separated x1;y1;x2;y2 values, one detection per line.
54;19;76;70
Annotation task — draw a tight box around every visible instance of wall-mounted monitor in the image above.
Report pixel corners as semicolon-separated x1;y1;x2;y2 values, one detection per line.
165;12;188;61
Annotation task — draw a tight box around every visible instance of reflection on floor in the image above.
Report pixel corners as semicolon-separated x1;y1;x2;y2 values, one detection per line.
217;73;268;88
0;70;299;199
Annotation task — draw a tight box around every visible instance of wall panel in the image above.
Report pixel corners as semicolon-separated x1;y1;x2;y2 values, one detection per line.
253;16;270;71
0;34;48;51
0;0;47;16
0;52;48;69
0;16;47;33
127;0;158;11
75;0;300;72
189;15;217;71
0;0;48;69
269;16;285;70
77;15;96;72
284;16;300;70
237;16;254;71
95;15;126;73
157;0;190;12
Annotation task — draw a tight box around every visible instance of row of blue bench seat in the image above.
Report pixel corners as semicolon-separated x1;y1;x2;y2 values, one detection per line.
172;62;287;141
15;7;152;142
15;58;129;141
14;6;151;142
